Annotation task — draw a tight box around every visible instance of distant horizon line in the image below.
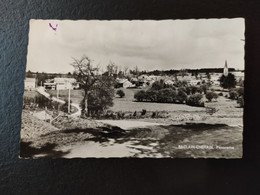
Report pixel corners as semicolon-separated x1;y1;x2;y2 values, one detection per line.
26;67;244;75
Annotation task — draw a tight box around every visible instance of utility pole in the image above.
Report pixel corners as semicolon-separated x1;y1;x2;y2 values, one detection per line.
57;88;59;98
68;86;71;114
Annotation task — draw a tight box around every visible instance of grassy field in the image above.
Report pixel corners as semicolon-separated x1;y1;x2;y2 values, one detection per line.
45;88;243;124
21;87;243;158
113;88;206;112
23;90;39;98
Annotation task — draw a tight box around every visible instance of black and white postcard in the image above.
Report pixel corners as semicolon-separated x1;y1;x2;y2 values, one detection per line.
21;19;244;158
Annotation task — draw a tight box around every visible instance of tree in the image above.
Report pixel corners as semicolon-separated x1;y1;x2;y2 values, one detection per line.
123;66;129;76
26;70;34;78
36;72;49;86
87;82;114;116
116;89;125;98
151;80;165;90
219;73;237;89
71;55;115;116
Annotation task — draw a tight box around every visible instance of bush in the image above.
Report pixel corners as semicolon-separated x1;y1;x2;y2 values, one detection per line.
157;88;176;103
237;96;244;107
229;90;239;100
151;80;165;90
196;87;203;94
116;89;125;98
141;109;147;115
185;86;191;95
134;90;146;102
190;86;198;94
61;99;72;113
146;90;158;102
186;94;204;107
177;89;188;103
201;84;208;94
206;91;218;102
35;94;53;109
236;87;244;97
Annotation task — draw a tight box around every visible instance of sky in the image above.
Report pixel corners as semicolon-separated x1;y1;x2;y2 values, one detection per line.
26;19;245;74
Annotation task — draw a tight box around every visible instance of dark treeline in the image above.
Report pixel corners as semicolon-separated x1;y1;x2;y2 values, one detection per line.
144;68;238;76
26;71;74;79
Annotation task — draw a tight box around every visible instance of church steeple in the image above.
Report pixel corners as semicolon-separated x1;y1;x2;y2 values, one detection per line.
223;60;228;77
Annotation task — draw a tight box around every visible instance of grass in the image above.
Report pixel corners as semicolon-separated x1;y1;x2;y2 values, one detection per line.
47;89;84;104
23;90;39;98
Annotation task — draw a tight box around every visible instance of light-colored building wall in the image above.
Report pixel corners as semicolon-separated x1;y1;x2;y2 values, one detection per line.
24;78;36;91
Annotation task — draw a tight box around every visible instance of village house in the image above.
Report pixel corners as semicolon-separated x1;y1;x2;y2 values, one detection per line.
232;71;244;81
24;78;36;91
43;78;79;90
116;79;135;88
54;78;78;90
164;79;174;86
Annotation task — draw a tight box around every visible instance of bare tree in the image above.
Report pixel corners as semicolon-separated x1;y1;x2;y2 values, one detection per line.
71;55;115;116
123;66;129;76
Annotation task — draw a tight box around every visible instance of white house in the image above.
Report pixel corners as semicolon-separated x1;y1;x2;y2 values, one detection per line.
189;79;201;86
117;79;135;88
24;78;36;91
54;78;77;90
232;71;244;80
164;79;174;85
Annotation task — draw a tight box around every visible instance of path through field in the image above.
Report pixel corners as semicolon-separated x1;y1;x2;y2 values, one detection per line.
37;87;81;117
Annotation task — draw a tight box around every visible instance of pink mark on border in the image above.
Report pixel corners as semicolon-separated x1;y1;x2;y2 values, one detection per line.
49;23;58;31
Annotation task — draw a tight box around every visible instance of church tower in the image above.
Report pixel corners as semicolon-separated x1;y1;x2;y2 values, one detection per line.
223;60;228;77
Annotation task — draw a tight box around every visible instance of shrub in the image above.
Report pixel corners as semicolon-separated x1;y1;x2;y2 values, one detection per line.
206;91;218;102
35;94;53;109
61;99;72;113
186;94;204;107
157;88;176;103
197;87;203;94
185;86;191;95
206;91;214;102
151;80;165;90
177;89;188;103
190;86;198;94
201;84;208;94
237;96;244;107
134;90;146;102
146;90;158;102
116;89;125;98
141;109;147;115
236;87;244;97
229;90;239;100
213;92;219;100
